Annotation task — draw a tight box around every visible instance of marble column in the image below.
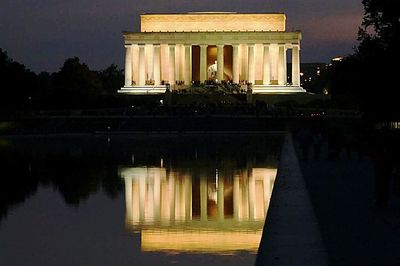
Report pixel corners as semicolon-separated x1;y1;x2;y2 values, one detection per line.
248;44;255;85
217;44;224;82
132;45;139;85
138;44;146;86
200;44;208;83
175;44;181;83
153;44;161;86
292;45;300;86
146;44;154;83
124;45;132;86
168;44;176;86
241;44;248;82
278;44;286;85
184;44;192;85
232;44;240;84
262;44;271;85
284;47;288;84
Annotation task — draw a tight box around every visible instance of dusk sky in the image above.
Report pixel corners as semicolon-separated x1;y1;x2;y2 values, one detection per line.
0;0;363;73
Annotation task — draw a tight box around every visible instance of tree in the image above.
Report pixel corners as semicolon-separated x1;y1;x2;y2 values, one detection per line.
355;0;400;118
359;0;400;54
0;49;38;111
98;64;124;95
52;57;103;108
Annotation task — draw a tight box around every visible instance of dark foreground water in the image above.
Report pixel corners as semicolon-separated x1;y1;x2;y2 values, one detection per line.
0;135;282;266
294;126;400;265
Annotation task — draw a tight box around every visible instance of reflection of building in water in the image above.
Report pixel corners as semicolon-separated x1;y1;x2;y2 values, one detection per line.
119;166;277;254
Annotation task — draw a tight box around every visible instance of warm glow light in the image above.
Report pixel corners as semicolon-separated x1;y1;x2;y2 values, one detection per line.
332;56;343;62
119;167;277;254
141;13;286;33
142;229;262;254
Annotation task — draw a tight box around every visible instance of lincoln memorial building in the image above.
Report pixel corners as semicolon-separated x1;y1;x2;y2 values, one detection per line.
119;12;305;94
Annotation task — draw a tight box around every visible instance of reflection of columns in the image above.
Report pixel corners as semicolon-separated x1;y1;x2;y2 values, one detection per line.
278;44;286;85
184;44;192;85
148;179;154;219
125;178;133;221
153;44;161;86
248;172;255;221
200;44;207;83
139;176;146;222
169;174;175;221
200;177;207;222
138;44;146;86
248;44;255;85
154;174;161;220
124;45;132;86
132;179;139;224
185;176;192;220
168;44;176;86
175;176;184;219
292;45;300;86
242;171;249;219
217;176;224;221
217;44;224;82
262;44;271;85
232;44;240;84
263;176;270;215
233;175;240;220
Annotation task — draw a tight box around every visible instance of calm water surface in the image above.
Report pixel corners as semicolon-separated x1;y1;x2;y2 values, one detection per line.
0;135;282;266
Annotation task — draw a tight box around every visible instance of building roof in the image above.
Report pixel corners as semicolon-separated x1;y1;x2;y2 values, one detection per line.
140;12;286;33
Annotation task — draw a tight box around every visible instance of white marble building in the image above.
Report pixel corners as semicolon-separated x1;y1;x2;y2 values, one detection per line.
119;12;305;94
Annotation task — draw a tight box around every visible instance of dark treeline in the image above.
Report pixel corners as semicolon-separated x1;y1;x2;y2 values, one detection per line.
0;50;125;111
312;0;400;119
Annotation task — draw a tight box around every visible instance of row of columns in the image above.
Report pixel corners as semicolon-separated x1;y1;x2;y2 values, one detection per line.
124;173;274;225
124;43;300;87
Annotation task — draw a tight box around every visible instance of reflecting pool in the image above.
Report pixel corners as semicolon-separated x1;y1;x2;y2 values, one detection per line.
0;135;282;265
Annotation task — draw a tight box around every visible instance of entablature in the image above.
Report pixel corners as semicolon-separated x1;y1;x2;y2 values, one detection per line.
123;31;302;46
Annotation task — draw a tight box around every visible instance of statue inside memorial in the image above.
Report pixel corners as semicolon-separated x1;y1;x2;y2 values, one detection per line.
207;60;217;80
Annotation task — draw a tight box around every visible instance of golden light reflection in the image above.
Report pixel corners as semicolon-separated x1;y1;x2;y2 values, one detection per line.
119;166;277;254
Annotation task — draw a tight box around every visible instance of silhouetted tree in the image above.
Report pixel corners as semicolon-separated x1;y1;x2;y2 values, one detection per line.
358;0;400;55
0;49;38;111
311;0;400;116
51;57;103;108
98;64;124;95
356;0;400;117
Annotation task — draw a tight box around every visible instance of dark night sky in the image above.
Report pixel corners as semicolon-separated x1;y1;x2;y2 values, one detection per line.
0;0;363;73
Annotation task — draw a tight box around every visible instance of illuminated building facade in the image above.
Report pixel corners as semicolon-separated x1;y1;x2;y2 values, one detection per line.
119;12;305;94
